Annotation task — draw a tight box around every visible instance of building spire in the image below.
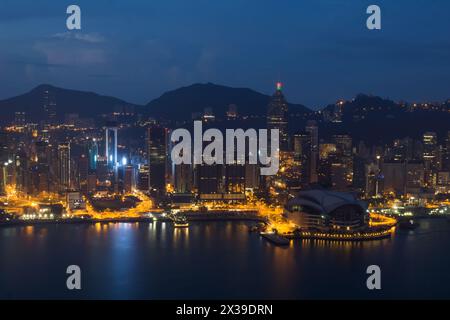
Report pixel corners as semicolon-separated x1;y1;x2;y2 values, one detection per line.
276;81;283;91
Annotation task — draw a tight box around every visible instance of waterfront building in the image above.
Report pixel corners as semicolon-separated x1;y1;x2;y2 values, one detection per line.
284;189;368;231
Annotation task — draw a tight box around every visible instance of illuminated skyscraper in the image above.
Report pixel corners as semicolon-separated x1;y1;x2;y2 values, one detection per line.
293;132;311;186
88;139;98;170
267;82;289;151
105;124;118;171
58;143;71;191
422;131;438;186
43;89;56;124
305;120;319;183
147;126;167;193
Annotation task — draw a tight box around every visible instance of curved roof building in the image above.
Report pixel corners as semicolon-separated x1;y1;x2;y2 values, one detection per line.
284;189;369;231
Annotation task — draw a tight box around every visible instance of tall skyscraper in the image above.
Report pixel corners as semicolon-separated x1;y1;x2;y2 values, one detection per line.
43;89;56;124
305;120;319;183
267;82;289;151
423;131;438;186
293;132;311;186
174;163;192;194
88;139;98;171
105;124;118;171
147;126;167;193
58;143;71;192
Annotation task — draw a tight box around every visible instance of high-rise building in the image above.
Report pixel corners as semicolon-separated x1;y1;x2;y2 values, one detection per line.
137;164;149;191
333;134;353;186
382;161;406;195
267;82;289;151
147;126;167;193
174;163;192;194
78;153;89;193
58;143;71;192
88;139;98;171
293;132;311;186
405;160;424;194
105;124;118;171
43;89;57;124
305;121;319;183
443;131;450;171
123;165;134;193
422;132;438;186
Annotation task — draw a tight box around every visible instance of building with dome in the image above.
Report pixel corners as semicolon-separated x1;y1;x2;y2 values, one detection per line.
284;189;369;232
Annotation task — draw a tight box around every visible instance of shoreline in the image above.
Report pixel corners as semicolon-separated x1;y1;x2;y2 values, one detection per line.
0;211;268;227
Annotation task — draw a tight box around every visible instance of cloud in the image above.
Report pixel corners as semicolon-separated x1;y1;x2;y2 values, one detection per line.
51;32;106;44
33;41;107;66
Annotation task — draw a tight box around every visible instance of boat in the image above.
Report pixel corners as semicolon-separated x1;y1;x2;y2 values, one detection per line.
248;223;266;233
260;231;290;246
173;215;189;228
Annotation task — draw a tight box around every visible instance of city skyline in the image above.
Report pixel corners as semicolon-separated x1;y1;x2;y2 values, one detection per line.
1;1;450;302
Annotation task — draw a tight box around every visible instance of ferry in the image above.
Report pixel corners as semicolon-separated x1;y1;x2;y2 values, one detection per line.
260;231;290;246
173;215;189;228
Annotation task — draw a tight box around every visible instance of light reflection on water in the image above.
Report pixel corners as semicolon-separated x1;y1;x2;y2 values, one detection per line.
0;219;449;299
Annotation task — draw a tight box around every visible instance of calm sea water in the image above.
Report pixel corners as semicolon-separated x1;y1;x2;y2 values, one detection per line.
0;219;450;299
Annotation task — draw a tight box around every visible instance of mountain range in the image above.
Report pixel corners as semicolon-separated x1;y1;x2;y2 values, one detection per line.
0;83;449;144
0;83;310;123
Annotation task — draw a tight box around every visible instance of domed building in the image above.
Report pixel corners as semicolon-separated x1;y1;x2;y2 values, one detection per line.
284;190;369;232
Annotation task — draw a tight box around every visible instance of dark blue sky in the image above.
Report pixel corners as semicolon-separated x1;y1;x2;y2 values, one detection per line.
0;0;449;108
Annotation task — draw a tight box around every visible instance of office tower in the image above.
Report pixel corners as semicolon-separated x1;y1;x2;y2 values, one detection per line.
352;155;366;191
43;89;56;124
105;124;118;171
123;165;134;193
382;161;406;195
422;132;438;186
330;161;348;191
34;141;51;194
245;164;260;190
305;121;318;183
333;134;353;186
95;156;108;182
58;143;71;192
293;132;311;186
147;126;167;193
78;153;89;193
87;171;97;193
223;164;246;201
405;160;424;194
174;163;192;194
14;150;28;194
365;162;381;197
443;131;450;171
267;82;289;151
88;139;98;170
197;164;223;200
137;164;149;191
390;137;415;161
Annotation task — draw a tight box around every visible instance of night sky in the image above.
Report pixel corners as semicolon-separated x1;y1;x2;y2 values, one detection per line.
0;0;449;108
